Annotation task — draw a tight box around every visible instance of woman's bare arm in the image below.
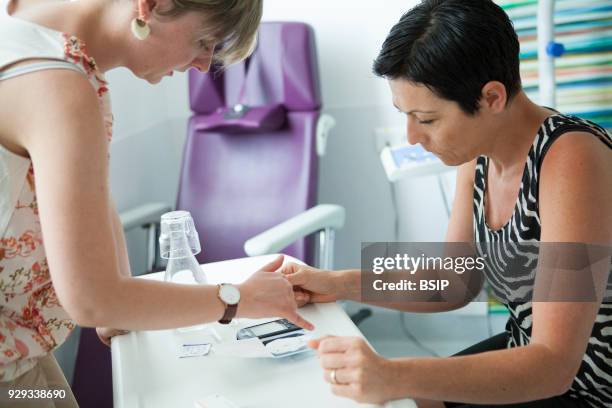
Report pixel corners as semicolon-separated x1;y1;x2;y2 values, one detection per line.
110;201;132;278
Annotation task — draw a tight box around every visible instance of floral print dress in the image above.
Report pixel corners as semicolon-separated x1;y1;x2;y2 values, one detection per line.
0;3;113;381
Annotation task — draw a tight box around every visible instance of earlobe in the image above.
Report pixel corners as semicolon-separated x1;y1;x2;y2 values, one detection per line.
136;0;157;21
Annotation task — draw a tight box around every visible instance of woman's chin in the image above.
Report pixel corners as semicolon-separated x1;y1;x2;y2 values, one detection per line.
437;154;464;167
141;74;163;85
132;70;163;85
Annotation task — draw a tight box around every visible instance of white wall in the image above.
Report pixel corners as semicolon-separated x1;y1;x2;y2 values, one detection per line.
106;0;455;274
262;0;455;270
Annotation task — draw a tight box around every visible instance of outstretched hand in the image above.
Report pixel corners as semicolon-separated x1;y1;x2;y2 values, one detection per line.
238;255;314;330
279;262;339;307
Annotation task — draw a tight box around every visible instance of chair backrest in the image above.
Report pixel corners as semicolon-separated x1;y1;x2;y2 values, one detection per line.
178;22;321;265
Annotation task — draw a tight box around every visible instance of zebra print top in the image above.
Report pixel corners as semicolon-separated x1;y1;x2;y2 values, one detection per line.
473;113;612;407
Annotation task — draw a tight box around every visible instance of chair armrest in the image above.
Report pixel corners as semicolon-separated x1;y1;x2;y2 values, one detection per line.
119;202;172;231
244;204;346;256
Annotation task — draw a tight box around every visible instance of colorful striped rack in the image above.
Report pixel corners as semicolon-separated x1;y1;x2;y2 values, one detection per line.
496;0;612;130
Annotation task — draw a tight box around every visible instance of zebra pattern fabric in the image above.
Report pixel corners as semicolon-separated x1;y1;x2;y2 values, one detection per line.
473;113;612;407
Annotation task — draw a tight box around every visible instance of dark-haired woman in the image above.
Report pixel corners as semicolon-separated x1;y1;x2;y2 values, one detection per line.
280;0;612;407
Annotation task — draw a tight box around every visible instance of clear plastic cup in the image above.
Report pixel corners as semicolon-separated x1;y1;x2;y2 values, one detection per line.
159;211;207;284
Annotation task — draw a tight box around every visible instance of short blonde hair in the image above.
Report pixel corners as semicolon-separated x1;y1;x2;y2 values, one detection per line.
157;0;263;66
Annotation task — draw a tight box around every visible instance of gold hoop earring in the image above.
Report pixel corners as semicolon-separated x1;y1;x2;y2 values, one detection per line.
131;17;150;40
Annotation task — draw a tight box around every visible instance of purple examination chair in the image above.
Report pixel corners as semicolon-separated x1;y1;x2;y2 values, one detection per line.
181;21;321;265
70;22;344;408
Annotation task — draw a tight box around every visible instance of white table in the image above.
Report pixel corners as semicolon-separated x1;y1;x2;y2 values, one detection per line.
111;255;416;408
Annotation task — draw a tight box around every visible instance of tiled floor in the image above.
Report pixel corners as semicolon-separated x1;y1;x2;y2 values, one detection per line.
345;302;509;358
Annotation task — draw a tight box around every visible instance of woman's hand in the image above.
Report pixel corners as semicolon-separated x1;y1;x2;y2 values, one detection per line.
309;336;399;405
96;327;129;347
279;263;342;306
238;256;314;330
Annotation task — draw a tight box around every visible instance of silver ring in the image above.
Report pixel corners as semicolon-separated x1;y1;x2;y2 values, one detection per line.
330;369;338;385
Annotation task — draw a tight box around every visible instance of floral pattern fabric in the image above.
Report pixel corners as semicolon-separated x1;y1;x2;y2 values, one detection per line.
0;32;112;381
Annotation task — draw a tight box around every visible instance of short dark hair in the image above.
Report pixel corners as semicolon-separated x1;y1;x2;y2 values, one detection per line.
372;0;521;115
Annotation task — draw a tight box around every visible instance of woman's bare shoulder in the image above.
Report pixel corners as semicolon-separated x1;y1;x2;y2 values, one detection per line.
543;130;611;179
9;0;62;16
0;67;102;157
539;130;612;243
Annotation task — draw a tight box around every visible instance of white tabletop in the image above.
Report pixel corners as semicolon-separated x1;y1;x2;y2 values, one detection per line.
111;255;416;408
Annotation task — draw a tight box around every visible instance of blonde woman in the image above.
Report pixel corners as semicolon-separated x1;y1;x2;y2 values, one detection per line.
0;0;313;405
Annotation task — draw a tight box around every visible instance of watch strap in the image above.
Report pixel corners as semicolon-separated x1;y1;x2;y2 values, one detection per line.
218;303;237;325
217;284;239;325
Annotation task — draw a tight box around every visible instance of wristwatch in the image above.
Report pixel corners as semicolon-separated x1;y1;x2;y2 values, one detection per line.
217;283;241;324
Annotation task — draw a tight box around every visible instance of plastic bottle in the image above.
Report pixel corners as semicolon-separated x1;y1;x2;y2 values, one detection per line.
160;211;216;334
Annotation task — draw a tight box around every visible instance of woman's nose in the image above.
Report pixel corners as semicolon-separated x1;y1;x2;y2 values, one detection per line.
406;118;423;145
407;129;418;145
192;54;213;73
192;60;211;73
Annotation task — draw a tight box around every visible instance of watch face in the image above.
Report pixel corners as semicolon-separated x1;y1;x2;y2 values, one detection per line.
219;284;240;305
